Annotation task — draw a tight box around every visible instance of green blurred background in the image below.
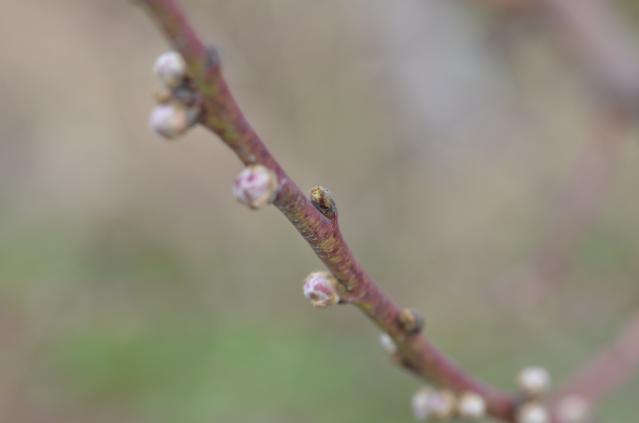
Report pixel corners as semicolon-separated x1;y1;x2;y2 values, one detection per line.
1;0;638;422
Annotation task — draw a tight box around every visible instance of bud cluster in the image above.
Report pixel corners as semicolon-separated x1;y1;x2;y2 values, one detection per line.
148;51;200;139
411;387;486;421
516;366;551;423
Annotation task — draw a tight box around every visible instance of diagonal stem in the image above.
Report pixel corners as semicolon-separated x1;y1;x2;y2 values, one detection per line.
550;312;639;422
136;0;518;420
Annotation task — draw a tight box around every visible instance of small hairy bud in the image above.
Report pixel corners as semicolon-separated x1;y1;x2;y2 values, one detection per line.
429;390;456;420
233;165;278;209
518;366;551;398
149;103;198;139
556;395;590;423
398;308;424;336
310;185;337;219
379;333;397;355
153;51;187;88
517;403;549;423
412;388;433;421
303;271;340;308
412;387;456;421
457;392;486;420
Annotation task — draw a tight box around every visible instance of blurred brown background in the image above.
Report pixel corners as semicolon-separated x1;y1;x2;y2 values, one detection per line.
1;0;638;422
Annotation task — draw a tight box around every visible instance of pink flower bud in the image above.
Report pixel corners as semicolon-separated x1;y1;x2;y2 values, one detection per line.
517;403;549;423
458;392;486;420
233;165;278;209
411;387;456;421
153;51;187;88
303;271;339;308
149;103;198;139
556;395;589;423
518;366;551;398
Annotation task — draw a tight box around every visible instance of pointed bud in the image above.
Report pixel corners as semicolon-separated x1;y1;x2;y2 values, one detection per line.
149;103;198;139
518;366;550;398
233;165;278;209
153;51;187;88
398;308;424;336
412;387;456;421
457;392;486;420
310;185;337;219
556;395;590;423
303;271;339;308
379;333;397;355
517;403;549;423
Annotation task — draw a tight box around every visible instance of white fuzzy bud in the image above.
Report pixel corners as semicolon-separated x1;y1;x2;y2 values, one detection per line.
457;392;486;420
153;51;187;88
412;388;433;421
518;366;551;398
233;165;278;209
303;271;340;308
517;403;549;423
148;103;197;139
379;333;397;355
411;387;456;421
556;395;590;423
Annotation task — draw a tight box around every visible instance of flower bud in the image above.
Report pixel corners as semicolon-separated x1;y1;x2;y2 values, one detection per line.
412;388;433;421
429;390;456;420
379;333;397;355
517;403;549;423
457;392;486;420
233;165;278;209
303;271;339;308
556;395;590;423
518;366;551;398
153;51;187;88
398;308;424;336
149;103;198;139
310;185;337;219
411;387;456;421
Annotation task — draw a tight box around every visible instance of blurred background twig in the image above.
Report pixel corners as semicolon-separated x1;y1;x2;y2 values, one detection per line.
1;0;638;422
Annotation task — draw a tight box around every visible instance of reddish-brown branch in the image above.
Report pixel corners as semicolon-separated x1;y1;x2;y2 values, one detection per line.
550;312;639;422
136;0;517;420
487;0;639;412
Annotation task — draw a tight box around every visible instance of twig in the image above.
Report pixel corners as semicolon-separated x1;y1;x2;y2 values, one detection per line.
538;0;639;116
136;0;518;420
533;111;625;287
488;0;639;117
550;312;639;422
